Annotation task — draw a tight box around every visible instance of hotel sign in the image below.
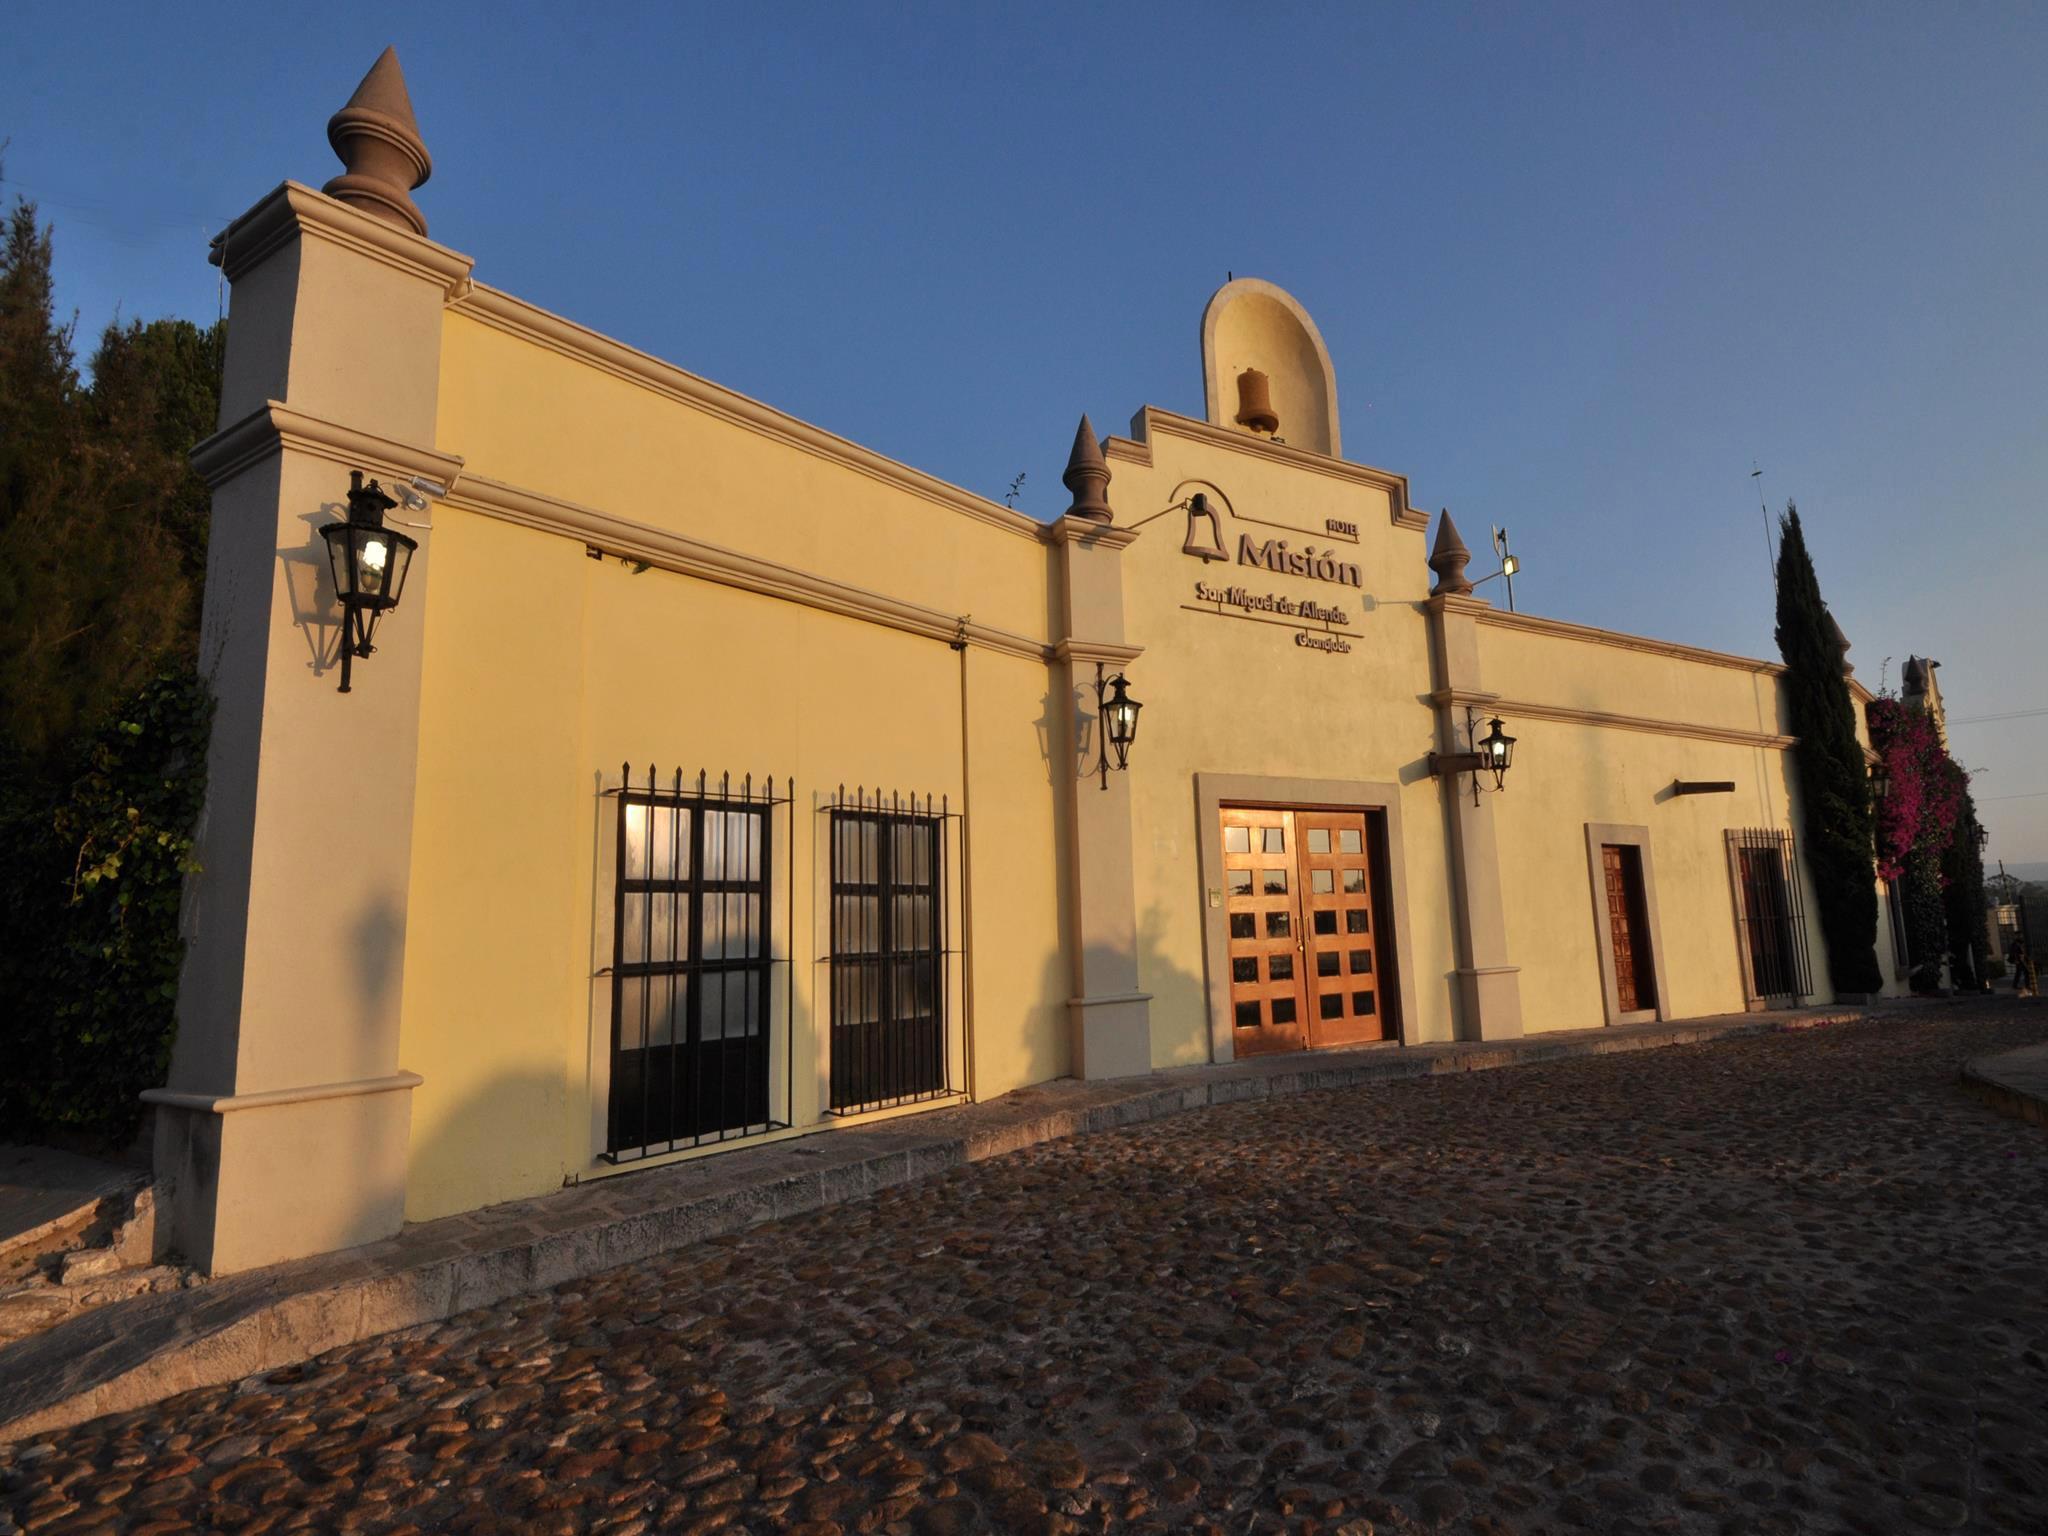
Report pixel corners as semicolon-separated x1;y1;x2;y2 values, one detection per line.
1233;535;1361;589
1181;495;1373;657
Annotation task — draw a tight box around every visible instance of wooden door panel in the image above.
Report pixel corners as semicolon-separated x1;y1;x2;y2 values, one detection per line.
1295;810;1385;1046
1602;844;1639;1013
1221;807;1307;1055
1602;843;1657;1016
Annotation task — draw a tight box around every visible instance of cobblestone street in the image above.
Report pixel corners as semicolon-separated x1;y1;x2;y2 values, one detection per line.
4;1004;2045;1536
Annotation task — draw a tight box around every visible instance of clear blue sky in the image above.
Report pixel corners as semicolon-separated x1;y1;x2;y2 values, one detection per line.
11;3;2047;860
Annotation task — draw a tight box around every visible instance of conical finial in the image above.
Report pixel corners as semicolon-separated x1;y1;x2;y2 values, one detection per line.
322;46;433;237
1062;414;1112;522
1428;509;1473;597
1824;604;1852;668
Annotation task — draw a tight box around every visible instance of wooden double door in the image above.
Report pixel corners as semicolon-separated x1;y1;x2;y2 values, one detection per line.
1221;806;1389;1056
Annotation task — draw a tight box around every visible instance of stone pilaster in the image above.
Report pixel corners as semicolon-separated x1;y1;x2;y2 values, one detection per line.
1426;593;1525;1041
1052;515;1152;1079
147;182;471;1274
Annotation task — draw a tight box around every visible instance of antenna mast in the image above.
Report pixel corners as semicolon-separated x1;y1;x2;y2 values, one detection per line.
1752;464;1776;587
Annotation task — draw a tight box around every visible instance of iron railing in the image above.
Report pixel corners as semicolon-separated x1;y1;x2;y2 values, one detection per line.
1729;827;1812;1001
602;766;793;1161
820;787;963;1115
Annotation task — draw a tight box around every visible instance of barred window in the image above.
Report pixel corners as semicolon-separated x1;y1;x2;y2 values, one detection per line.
607;769;785;1158
1727;828;1812;1002
828;803;948;1112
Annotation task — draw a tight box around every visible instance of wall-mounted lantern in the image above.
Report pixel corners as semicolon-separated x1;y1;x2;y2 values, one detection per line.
1869;759;1892;801
1095;665;1143;790
1430;711;1516;806
322;470;419;694
1975;822;1990;852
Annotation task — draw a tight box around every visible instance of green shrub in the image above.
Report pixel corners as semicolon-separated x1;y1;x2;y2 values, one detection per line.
0;668;211;1144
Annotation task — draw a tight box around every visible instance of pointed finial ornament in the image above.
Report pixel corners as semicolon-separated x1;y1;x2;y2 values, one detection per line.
1428;509;1474;597
322;46;433;237
1824;604;1852;667
1062;414;1113;522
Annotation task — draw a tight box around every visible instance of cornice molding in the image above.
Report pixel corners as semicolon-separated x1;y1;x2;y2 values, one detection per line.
1131;408;1432;531
1426;593;1497;618
1434;687;1794;751
191;400;466;491
1101;435;1152;467
210;181;474;294
141;1070;423;1116
1053;639;1146;667
448;283;1048;545
1050;516;1141;550
447;472;1052;665
1472;606;1785;678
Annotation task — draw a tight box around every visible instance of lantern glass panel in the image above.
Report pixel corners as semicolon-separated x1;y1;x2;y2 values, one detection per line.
324;524;354;601
382;532;415;604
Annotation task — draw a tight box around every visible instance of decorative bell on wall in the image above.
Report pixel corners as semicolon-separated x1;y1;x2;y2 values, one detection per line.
1234;368;1279;436
1181;492;1229;563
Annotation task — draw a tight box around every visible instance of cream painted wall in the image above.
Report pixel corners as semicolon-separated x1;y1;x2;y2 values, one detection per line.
1108;419;1459;1060
397;286;1898;1224
1490;716;1807;1027
400;314;1073;1221
436;313;1051;644
1474;619;1901;1024
1476;618;1789;739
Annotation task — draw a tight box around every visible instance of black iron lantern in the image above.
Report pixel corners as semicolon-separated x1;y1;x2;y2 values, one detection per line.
1428;709;1518;805
321;470;418;693
1869;758;1892;801
1478;716;1516;790
1975;821;1990;852
1094;665;1143;790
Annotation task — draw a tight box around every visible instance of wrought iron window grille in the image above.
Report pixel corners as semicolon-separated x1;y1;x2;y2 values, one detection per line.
819;786;965;1117
1727;827;1813;1003
601;766;794;1162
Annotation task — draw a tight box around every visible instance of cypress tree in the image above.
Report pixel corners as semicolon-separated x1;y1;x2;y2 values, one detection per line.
1941;790;1992;990
1773;504;1883;995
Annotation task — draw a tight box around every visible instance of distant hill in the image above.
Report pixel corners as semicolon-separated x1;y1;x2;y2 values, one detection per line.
1993;861;2048;884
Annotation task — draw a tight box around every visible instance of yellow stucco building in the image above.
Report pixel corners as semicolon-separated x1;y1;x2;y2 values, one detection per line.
150;51;1904;1274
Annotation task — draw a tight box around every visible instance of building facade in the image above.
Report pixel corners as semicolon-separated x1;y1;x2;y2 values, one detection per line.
150;52;1904;1274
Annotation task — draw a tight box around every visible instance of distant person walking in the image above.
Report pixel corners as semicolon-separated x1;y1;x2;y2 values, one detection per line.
2011;937;2038;998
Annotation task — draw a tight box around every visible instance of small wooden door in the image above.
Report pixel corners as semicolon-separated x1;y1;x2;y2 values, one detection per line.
1297;811;1385;1046
1601;843;1656;1015
1220;807;1307;1055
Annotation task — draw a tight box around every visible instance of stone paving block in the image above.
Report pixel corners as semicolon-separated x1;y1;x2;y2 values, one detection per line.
257;1285;363;1363
170;1309;266;1396
0;999;1908;1447
8;1001;2044;1533
354;1261;453;1338
448;1244;534;1315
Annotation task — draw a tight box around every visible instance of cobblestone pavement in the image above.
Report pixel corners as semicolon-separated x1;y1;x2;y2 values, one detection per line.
5;1003;2047;1536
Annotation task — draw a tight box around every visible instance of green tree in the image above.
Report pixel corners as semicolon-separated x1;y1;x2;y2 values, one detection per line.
0;176;221;1143
0;182;77;522
86;315;225;584
1773;504;1883;994
0;185;215;762
1941;790;1993;990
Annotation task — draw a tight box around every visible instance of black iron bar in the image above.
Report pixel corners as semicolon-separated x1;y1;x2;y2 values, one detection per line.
640;764;655;1156
609;762;628;1157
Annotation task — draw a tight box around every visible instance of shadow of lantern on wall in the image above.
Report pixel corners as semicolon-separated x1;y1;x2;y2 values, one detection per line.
322;470;419;693
1429;710;1516;807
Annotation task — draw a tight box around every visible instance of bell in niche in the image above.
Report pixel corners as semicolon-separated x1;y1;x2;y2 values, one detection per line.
1235;367;1280;436
1181;491;1229;563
